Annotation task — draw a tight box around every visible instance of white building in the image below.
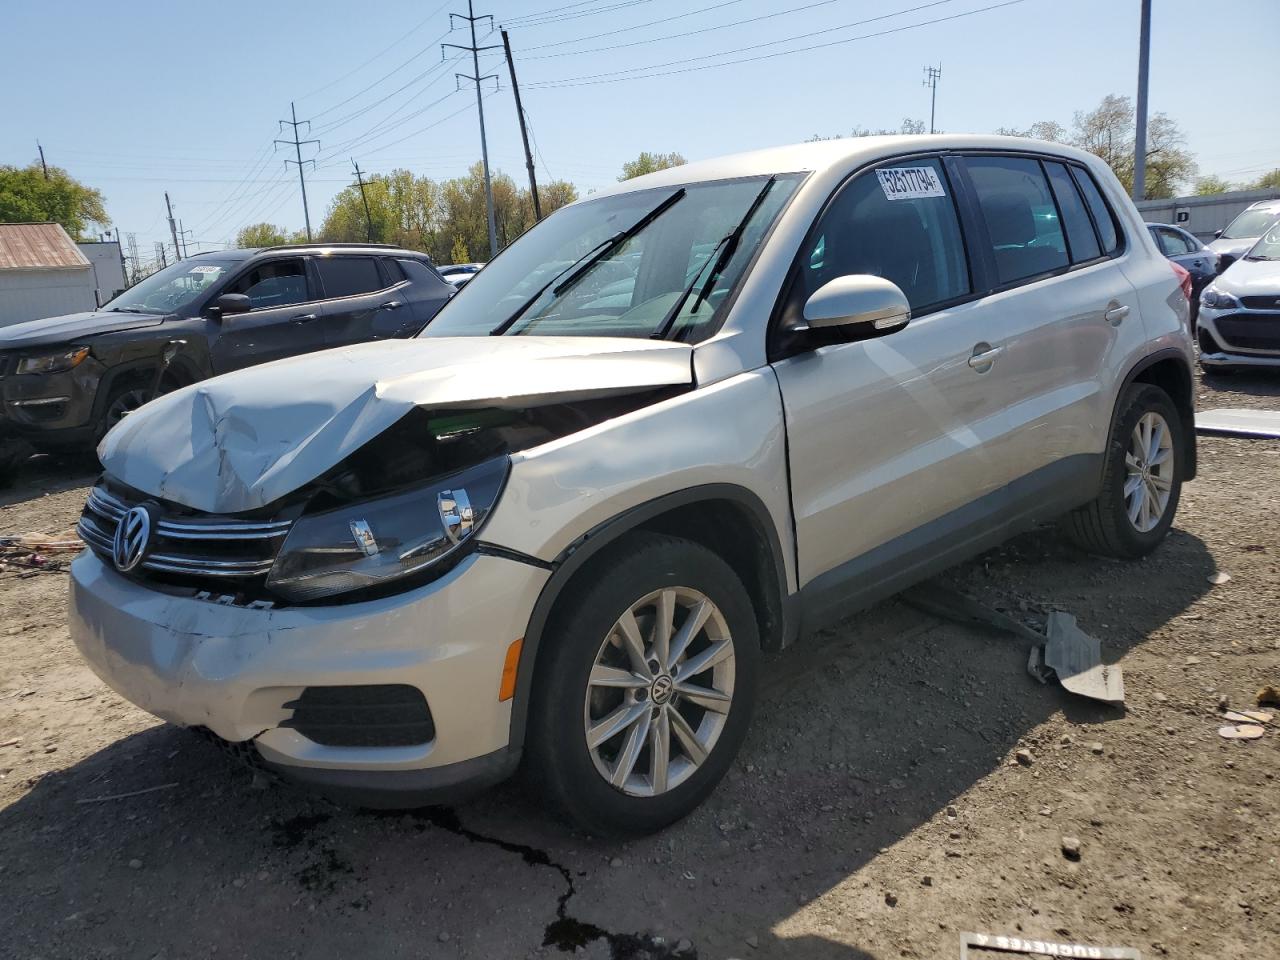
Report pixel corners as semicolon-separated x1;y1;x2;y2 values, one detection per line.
0;222;98;328
77;239;128;306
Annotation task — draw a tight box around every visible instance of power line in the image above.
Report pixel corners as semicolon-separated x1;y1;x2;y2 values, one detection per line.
526;0;1029;88
505;0;656;28
445;0;502;258
308;29;455;125
522;0;744;50
275;102;320;241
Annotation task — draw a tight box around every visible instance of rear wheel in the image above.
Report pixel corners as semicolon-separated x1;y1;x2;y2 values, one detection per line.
526;532;759;836
1061;383;1184;558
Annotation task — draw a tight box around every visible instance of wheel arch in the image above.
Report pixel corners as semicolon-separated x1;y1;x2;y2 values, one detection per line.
506;483;797;750
1115;348;1197;481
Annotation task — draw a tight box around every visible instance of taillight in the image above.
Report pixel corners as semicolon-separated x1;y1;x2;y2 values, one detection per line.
1170;261;1193;302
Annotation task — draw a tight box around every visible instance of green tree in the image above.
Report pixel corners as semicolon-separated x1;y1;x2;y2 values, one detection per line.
1193;174;1233;196
450;235;470;264
1250;168;1280;191
235;222;290;248
619;151;687;181
0;162;108;239
1069;95;1196;198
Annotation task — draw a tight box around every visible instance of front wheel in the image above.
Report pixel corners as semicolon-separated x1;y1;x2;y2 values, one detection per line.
1060;383;1184;558
526;532;759;837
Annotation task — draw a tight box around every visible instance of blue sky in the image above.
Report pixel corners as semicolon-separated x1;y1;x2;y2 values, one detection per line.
3;0;1276;259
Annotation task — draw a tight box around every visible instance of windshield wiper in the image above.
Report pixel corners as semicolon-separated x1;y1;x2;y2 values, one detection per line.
489;188;686;336
108;306;146;313
651;177;776;341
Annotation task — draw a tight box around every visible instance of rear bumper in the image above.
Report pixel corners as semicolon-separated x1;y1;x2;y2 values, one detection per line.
69;550;549;800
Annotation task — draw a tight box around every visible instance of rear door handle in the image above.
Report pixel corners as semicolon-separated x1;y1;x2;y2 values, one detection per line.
1104;304;1130;325
967;344;1003;371
381;300;403;310
290;313;320;324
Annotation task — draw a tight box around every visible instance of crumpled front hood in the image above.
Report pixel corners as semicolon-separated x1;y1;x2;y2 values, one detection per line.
1215;256;1280;295
99;336;694;514
0;310;167;349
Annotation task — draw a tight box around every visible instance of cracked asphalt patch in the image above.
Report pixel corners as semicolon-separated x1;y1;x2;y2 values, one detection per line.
2;370;1278;959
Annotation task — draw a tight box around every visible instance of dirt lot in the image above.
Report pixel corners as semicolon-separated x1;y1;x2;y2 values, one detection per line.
2;371;1277;960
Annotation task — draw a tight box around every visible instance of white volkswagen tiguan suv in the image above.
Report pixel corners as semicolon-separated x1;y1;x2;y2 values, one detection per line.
71;136;1195;836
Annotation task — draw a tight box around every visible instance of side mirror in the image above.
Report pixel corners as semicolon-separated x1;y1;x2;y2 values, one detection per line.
1213;229;1223;239
213;293;251;316
800;275;910;335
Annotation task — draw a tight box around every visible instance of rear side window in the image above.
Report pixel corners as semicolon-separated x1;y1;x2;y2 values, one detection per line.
1044;162;1102;263
795;157;969;314
1160;227;1196;255
1069;167;1120;254
315;256;384;299
965;156;1069;285
397;258;446;287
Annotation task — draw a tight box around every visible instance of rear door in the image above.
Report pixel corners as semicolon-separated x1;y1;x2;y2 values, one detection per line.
956;154;1142;491
313;255;411;348
771;155;1012;596
208;256;328;374
389;257;455;331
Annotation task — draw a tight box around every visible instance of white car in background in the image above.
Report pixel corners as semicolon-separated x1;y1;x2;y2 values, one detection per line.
69;135;1195;836
1198;221;1280;370
437;262;485;288
1208;199;1280;270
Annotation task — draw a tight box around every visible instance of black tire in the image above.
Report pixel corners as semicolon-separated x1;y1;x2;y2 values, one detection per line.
94;379;154;444
525;531;760;837
1060;383;1184;559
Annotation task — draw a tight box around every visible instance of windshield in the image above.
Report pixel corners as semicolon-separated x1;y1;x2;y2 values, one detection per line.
1245;223;1280;260
422;174;800;342
104;258;238;315
1221;208;1280;240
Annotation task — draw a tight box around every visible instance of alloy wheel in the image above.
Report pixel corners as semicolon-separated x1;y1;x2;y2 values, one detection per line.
583;587;735;798
104;388;151;430
1124;411;1174;533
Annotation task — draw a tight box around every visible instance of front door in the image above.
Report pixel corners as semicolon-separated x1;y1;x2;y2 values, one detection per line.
208;256;328;374
771;156;1012;603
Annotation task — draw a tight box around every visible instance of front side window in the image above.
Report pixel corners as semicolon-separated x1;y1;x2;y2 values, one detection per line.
422;174;801;342
793;157;969;315
226;258;309;309
1044;161;1101;263
965;156;1069;284
1157;227;1194;256
316;256;384;299
103;258;237;315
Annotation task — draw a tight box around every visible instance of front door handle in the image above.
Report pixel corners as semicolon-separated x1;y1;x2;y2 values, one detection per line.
967;343;1003;371
290;313;320;324
1104;303;1130;325
381;300;403;310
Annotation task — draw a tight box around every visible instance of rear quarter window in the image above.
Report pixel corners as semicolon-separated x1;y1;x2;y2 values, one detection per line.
1069;167;1121;254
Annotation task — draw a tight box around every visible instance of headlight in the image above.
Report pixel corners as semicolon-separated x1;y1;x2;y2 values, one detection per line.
16;346;91;375
1200;288;1239;310
266;456;507;601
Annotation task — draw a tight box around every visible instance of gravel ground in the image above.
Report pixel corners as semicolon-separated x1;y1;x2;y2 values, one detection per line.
1;370;1277;960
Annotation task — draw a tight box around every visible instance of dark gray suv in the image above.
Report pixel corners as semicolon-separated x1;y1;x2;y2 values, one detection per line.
0;243;454;457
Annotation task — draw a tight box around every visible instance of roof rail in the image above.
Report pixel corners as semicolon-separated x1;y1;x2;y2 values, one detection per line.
256;241;405;253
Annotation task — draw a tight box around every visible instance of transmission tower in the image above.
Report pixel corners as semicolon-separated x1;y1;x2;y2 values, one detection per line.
276;102;320;241
444;1;501;258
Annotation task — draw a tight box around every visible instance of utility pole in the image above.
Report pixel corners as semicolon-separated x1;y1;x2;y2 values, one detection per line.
1132;0;1152;201
155;241;167;269
501;29;541;222
352;159;375;242
37;141;49;179
165;191;182;261
276;102;319;241
445;1;501;258
923;65;942;135
178;220;191;259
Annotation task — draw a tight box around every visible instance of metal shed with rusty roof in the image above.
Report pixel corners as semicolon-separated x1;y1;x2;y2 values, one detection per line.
0;222;97;328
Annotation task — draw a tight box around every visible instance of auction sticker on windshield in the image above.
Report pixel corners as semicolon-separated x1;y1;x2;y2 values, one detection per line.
877;166;946;200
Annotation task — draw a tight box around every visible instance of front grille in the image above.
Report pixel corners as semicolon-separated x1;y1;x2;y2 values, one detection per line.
281;685;436;747
78;485;292;582
1239;295;1280;310
1215;314;1280;352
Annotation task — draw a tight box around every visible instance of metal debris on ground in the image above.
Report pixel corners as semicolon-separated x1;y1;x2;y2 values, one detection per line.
1042;612;1126;705
904;583;1125;706
1194;408;1280;439
959;931;1141;958
0;532;83;579
1217;705;1272;740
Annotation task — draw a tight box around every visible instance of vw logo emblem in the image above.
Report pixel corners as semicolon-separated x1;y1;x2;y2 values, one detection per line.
113;505;152;573
650;674;674;705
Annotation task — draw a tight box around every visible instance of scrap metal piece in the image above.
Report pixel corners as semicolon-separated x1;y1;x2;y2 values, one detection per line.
1043;612;1125;706
1027;645;1053;684
1195;408;1280;439
960;932;1141;958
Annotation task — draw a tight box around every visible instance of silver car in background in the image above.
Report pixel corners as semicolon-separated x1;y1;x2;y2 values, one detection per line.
1208;198;1280;270
1198;221;1280;369
68;135;1195;836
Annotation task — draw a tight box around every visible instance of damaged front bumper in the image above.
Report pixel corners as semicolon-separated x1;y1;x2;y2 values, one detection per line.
69;549;549;805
